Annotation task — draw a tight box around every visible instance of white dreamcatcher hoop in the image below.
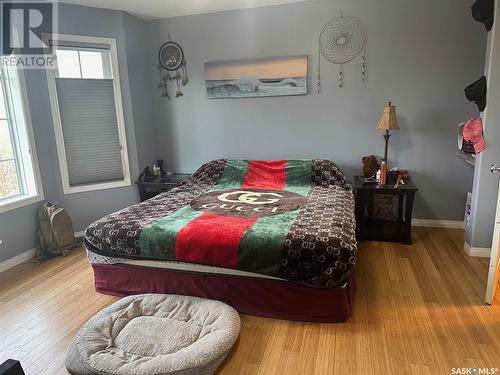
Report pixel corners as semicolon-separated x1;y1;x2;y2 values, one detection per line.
317;14;367;91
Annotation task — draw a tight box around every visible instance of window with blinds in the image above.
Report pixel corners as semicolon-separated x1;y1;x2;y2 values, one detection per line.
47;35;130;194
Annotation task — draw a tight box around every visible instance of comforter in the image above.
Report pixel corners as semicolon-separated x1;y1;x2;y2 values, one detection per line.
85;159;357;288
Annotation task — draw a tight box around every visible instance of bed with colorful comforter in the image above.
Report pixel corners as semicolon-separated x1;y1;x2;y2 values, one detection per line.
85;159;357;292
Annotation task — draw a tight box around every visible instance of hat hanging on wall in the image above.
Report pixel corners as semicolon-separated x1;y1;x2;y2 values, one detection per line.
464;76;487;112
471;0;494;31
157;34;189;100
317;13;367;92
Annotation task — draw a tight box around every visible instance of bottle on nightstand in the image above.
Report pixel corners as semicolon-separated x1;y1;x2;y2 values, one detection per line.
380;161;387;185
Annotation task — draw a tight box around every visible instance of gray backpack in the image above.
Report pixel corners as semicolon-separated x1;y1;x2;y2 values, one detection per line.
38;202;77;258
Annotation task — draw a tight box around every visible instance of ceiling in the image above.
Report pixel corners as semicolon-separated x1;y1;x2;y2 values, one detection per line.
58;0;308;20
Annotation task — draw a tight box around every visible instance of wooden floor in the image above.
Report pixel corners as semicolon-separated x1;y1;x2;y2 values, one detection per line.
0;227;499;374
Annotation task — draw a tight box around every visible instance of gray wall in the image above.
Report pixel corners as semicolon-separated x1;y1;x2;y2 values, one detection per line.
0;4;152;262
148;0;485;221
123;13;158;169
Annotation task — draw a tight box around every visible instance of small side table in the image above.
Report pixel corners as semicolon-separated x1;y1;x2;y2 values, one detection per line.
353;176;418;244
136;174;191;202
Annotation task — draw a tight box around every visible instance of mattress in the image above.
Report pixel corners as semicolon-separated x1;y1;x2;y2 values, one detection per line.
87;249;287;281
85;159;357;288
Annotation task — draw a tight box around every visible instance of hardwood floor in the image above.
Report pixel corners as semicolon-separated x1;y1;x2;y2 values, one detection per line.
0;227;499;374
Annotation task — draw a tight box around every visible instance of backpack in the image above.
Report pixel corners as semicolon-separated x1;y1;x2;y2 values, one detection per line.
37;202;77;258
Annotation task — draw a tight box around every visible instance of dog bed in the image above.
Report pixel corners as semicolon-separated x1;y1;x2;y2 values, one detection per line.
66;294;241;375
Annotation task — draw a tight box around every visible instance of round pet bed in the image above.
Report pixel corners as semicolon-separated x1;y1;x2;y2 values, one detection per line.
66;294;241;375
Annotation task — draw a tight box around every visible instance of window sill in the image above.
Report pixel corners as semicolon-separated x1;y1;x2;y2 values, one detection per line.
63;179;131;195
0;194;43;214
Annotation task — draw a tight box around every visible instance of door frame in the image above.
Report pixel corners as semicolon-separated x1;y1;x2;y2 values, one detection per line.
485;179;500;304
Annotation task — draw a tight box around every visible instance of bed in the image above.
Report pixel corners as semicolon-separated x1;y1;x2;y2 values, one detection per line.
85;159;357;322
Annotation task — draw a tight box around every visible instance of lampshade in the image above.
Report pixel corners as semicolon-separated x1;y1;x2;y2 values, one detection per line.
377;102;400;131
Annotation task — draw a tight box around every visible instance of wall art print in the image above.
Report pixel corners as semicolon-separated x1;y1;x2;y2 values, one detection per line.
205;56;308;99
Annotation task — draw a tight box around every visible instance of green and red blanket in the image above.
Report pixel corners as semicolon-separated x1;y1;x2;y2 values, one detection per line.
85;159;357;288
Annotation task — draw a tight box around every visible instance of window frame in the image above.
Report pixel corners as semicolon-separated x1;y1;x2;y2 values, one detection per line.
0;62;44;214
45;33;131;195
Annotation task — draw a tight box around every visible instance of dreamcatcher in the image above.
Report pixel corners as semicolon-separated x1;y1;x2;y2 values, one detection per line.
317;14;367;91
157;35;189;99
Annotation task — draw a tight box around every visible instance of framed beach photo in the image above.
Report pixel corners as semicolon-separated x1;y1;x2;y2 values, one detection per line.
204;56;308;99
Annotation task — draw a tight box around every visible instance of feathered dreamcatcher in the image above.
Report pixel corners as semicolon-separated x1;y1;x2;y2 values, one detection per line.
157;35;189;99
317;13;367;91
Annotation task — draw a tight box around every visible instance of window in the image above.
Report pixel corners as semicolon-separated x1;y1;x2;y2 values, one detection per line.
46;34;130;194
0;63;43;213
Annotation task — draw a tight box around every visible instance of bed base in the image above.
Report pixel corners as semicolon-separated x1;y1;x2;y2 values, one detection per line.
92;263;355;323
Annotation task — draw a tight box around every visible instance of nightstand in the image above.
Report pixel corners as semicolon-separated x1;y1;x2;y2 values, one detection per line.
353;176;418;245
136;174;191;202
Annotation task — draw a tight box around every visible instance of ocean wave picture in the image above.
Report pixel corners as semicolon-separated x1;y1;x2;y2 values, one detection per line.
205;56;308;99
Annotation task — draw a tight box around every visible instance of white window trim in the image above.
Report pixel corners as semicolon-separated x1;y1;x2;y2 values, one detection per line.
45;33;131;195
0;65;44;214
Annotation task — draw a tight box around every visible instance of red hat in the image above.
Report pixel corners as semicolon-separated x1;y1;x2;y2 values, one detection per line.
463;118;485;153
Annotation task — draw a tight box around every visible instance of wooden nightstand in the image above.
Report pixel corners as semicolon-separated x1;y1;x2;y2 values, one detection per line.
136;174;191;202
353;176;418;245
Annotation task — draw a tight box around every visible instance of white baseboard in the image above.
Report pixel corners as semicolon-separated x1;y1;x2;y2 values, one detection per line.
463;242;491;258
0;247;38;273
412;219;464;229
0;231;85;274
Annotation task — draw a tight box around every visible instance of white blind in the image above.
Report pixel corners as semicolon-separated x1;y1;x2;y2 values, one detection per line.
55;78;124;186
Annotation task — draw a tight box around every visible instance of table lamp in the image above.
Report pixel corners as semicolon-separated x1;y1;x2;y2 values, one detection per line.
377;101;400;166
